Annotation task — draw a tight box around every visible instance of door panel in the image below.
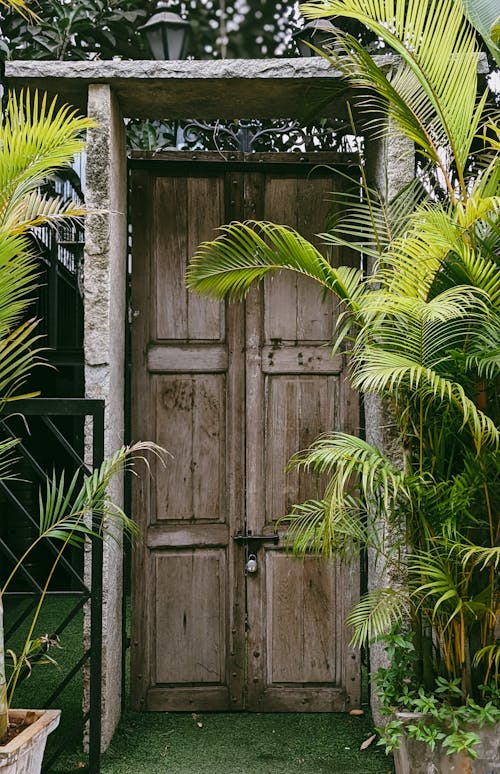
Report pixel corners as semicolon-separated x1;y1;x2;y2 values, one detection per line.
130;155;360;713
154;374;226;521
154;550;227;684
265;375;339;519
131;164;245;712
154;175;224;340
245;166;359;711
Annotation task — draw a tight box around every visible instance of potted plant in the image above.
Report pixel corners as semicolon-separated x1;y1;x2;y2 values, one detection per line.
186;0;499;769
0;441;159;774
0;85;162;772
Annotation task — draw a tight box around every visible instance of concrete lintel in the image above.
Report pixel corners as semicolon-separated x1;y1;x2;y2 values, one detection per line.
4;56;393;119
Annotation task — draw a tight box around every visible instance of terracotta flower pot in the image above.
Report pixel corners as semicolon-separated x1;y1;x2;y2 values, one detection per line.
393;712;500;774
0;709;61;774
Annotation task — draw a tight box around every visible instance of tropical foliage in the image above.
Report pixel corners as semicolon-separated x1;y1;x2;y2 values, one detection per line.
0;0;302;61
0;88;164;746
187;0;500;757
0;87;94;743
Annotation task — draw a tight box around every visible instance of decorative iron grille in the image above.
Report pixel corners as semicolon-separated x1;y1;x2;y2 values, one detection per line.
126;117;360;155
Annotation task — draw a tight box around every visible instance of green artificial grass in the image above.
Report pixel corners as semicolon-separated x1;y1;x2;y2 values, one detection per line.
99;709;393;774
4;598;394;773
4;597;85;770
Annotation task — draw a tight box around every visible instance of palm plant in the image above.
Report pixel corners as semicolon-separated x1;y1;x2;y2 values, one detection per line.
0;88;95;742
187;0;500;756
0;88;162;746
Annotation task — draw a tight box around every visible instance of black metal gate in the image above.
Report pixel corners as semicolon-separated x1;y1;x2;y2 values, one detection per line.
0;398;104;774
0;166;105;771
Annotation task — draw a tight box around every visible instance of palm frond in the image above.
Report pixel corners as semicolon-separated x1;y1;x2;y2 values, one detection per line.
464;312;500;379
346;587;410;647
0;319;44;409
353;349;499;447
321;177;425;260
2;443;169;596
2;192;85;235
349;287;499;446
187;219;366;312
459;0;500;66
0;91;95;226
38;442;168;545
376;204;465;299
302;0;482;186
410;552;463;624
0;437;20;481
473;644;500;676
0;236;39;335
289;432;409;510
280;496;368;559
456;544;500;571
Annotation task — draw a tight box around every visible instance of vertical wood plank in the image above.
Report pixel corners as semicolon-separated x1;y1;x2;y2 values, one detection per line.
226;168;247;709
301;558;337;682
187;175;224;340
263;175;298;342
265;376;340;522
155;551;226;684
243;170;267;709
130;168;156;711
155;376;194;520
155;374;226;521
267;555;337;684
192;375;226;520
155;175;188;340
296;176;335;341
268;553;304;682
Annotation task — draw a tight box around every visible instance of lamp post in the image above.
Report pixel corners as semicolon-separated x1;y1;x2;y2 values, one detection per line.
292;18;336;57
139;0;191;61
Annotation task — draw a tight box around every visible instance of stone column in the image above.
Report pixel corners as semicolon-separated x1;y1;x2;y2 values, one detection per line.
84;84;127;750
364;124;415;724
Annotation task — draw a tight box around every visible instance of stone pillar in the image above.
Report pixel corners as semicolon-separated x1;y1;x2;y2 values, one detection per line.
84;84;127;750
364;124;415;724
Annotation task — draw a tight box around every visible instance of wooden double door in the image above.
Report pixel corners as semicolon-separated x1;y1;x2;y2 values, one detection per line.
130;153;360;712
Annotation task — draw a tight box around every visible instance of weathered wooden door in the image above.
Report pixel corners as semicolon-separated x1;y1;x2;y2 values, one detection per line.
130;153;360;713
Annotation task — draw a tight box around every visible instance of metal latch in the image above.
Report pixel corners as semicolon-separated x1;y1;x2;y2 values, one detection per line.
233;530;279;551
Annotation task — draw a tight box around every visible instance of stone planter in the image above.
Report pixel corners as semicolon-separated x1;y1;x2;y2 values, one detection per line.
393;712;500;774
0;710;61;774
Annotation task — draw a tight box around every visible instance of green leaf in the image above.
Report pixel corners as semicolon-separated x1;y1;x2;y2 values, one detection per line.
459;0;500;65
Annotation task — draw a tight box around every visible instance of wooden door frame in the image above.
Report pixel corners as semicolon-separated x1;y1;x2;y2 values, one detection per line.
129;152;362;712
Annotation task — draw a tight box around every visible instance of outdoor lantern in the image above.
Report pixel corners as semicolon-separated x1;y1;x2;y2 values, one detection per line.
292;19;336;57
139;0;191;61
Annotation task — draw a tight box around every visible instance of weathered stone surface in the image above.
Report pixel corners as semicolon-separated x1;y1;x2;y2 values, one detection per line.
6;55;486;122
393;716;500;774
364;124;415;726
4;57;373;119
83;84;127;752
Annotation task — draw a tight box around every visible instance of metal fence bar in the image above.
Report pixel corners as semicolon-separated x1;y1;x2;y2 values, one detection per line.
40;415;91;474
0;523;44;594
89;402;105;774
1;398;105;774
0;442;89;590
